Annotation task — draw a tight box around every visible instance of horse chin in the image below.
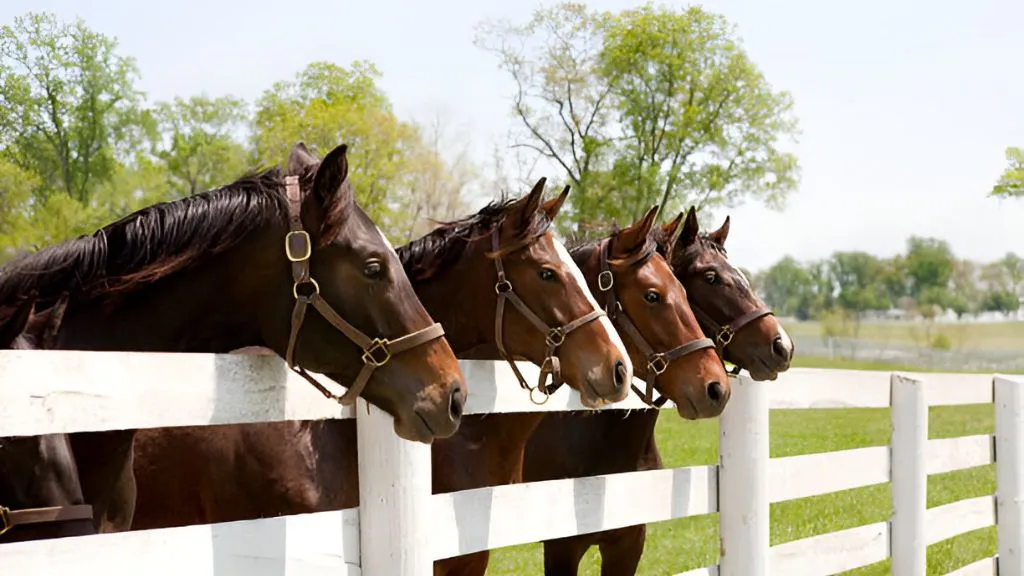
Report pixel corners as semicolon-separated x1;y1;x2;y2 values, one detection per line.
392;412;437;445
578;392;607;409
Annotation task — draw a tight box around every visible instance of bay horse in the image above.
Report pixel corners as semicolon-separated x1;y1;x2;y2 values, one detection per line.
521;207;795;575
0;295;94;543
128;169;633;530
0;141;465;533
431;206;732;576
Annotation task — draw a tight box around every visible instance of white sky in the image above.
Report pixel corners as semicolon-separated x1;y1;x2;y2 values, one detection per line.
3;0;1022;272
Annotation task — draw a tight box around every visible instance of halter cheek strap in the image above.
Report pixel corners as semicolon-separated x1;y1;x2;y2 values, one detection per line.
490;227;606;405
596;239;716;407
690;303;774;375
280;176;447;406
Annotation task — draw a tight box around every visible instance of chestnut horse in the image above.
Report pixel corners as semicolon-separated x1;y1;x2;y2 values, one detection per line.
0;295;94;543
0;141;465;535
521;208;795;575
431;206;732;576
129;171;632;530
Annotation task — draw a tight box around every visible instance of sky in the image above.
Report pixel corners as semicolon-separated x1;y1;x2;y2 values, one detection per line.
2;0;1022;272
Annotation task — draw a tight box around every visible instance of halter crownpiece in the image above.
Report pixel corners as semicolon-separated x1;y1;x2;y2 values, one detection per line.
489;227;606;405
280;175;447;406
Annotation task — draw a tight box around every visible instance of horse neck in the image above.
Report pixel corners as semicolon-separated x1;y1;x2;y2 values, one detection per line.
406;245;494;356
53;231;282;353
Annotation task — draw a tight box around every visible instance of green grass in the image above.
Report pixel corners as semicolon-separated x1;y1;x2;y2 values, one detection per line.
785;319;1024;351
485;360;998;575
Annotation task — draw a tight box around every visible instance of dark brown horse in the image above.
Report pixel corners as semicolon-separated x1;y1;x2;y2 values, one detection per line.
128;175;633;531
0;296;94;543
521;207;795;575
431;206;732;576
1;141;465;534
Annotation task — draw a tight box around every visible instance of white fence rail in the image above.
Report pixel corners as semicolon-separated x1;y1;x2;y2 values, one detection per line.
0;349;1020;576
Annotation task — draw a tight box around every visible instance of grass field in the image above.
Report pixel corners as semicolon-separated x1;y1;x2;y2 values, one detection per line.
785;319;1024;351
484;355;1000;575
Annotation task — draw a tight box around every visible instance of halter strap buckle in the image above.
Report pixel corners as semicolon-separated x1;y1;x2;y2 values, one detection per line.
545;327;565;348
716;326;735;346
285;230;312;262
647;354;669;375
0;506;11;536
597;270;614;292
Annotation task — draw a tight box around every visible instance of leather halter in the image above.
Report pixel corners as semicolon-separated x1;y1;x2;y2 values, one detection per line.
690;302;774;375
281;176;447;406
0;504;93;536
490;227;606;404
595;239;716;407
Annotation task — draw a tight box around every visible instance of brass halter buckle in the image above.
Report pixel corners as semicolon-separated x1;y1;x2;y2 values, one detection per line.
545;327;566;348
597;270;614;292
717;326;734;347
361;338;393;367
647;354;669;375
285;230;312;262
0;506;11;536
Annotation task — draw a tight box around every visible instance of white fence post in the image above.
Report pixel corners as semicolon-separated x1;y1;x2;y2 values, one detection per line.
997;375;1024;576
890;373;927;576
718;373;770;576
356;399;433;576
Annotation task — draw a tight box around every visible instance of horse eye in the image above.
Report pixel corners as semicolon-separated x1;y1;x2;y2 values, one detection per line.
705;271;719;284
539;268;556;282
644;290;660;304
363;260;383;278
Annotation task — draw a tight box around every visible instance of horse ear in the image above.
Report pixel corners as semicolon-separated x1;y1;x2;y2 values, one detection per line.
0;298;35;349
654;211;685;256
312;144;354;208
615;205;660;256
676;206;700;250
542;185;570;221
515;177;547;230
707;215;731;247
287;142;319;176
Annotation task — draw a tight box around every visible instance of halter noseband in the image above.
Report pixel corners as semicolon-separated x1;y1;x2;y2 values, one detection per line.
691;303;774;375
490;227;606;404
281;176;447;406
596;239;716;408
0;504;93;537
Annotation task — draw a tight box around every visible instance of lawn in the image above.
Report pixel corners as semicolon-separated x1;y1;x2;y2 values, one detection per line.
784;319;1024;352
485;356;998;575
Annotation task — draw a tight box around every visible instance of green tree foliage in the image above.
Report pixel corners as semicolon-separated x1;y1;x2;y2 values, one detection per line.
989;147;1024;198
903;236;955;310
251;61;425;234
757;256;816;320
153;95;249;197
829;251;890;315
0;12;142;202
475;2;800;234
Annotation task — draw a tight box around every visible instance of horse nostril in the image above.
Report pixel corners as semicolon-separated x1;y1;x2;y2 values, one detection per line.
772;336;792;361
707;381;725;404
613;360;628;389
448;383;465;422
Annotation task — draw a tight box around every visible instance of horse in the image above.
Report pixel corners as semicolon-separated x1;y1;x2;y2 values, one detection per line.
430;206;732;576
0;141;466;534
128;173;633;530
520;207;795;575
0;295;94;543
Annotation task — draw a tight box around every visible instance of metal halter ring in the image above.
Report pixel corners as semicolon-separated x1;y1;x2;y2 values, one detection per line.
284;230;312;262
597;270;614;292
647;354;669;375
361;338;393;367
717;327;735;347
545;327;566;348
494;280;513;294
293;278;320;301
529;385;551;405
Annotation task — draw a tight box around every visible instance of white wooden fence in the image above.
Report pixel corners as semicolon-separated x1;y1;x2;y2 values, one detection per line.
0;349;1020;576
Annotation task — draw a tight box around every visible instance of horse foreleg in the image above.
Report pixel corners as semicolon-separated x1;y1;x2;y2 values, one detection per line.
597;524;646;576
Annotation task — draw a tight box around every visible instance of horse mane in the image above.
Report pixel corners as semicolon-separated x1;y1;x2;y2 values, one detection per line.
398;194;553;283
0;168;295;307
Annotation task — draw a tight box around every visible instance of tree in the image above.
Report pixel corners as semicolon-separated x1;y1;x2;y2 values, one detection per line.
828;251;889;315
0;12;142;202
949;259;982;318
475;2;800;233
756;256;817;320
904;236;955;308
989;147;1024;198
251;61;421;233
153;95;249;197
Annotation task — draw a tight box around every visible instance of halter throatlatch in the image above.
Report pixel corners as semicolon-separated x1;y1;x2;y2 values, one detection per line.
281;175;446;406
